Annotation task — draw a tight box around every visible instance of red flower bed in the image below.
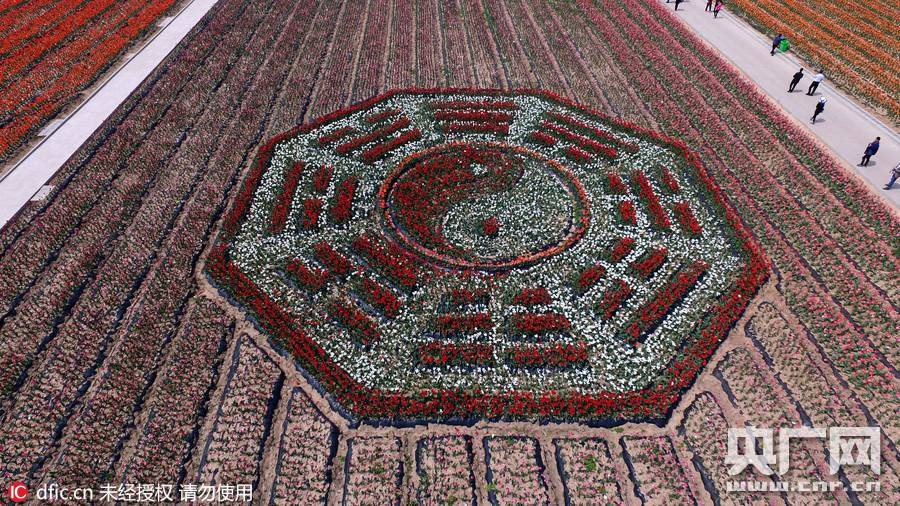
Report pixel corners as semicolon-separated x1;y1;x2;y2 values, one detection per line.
631;170;671;231
630;247;668;279
336;116;411;155
301;198;323;229
623;262;709;343
317;126;356;146
673;202;703;237
618;201;637;225
312;165;333;194
441;122;509;135
608;237;636;262
481;216;500;237
433;110;514;122
564;145;593;163
574;264;606;294
546;111;640;153
511;287;552;306
428;99;518;110
357;277;401;318
658;166;681;193
528;131;557;147
508;312;571;336
326;300;380;347
360;128;422;164
351;233;419;290
312;242;353;277
285;259;329;294
596;279;634;321
542;121;617;160
366;108;402;124
606;172;629;194
418;342;495;367
448;288;489;308
330;176;358;224
432;313;493;336
507;343;589;368
268;162;305;234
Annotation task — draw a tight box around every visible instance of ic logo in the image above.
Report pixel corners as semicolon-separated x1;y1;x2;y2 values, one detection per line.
7;481;28;503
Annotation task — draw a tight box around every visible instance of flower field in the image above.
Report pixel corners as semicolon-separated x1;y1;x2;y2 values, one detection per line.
207;88;766;423
0;0;896;503
727;0;900;125
0;0;183;165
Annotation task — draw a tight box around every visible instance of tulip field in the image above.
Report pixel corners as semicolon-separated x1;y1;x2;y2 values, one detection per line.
0;0;897;503
728;0;900;126
0;0;183;165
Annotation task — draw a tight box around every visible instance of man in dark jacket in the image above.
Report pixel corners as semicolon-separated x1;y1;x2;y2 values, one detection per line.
860;137;881;166
771;34;785;55
810;97;826;124
788;68;804;92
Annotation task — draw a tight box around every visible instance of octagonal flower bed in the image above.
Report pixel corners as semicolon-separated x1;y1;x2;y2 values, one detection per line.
206;89;767;425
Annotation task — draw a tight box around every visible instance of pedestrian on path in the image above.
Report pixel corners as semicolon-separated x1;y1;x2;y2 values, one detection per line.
714;0;723;17
706;0;713;11
810;97;826;123
771;34;785;55
860;137;881;166
788;68;804;92
807;71;824;95
674;0;683;11
884;162;900;190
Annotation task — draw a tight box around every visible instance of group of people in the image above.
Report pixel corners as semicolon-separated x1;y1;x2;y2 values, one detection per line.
671;0;724;16
774;34;828;124
661;3;896;193
704;0;724;17
786;67;828;123
778;40;894;190
860;139;900;192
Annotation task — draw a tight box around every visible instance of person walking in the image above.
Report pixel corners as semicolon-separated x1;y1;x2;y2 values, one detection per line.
706;0;713;11
884;162;900;190
788;68;804;92
674;0;683;11
807;70;824;95
860;137;881;166
810;97;826;123
771;34;785;55
714;0;723;17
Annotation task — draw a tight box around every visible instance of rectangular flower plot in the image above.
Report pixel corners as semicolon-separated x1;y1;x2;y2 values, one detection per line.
620;436;697;505
341;436;404;506
555;438;625;506
194;336;283;488
483;436;551;505
207;90;766;424
269;388;338;505
415;435;477;504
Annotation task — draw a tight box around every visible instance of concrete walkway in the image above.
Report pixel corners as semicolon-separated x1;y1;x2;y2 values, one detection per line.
662;0;899;209
0;0;220;228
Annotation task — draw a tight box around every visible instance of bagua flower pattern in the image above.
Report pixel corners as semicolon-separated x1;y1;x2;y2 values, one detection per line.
206;90;766;423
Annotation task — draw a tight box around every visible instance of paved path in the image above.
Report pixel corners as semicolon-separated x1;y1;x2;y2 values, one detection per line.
0;0;220;228
661;0;899;209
